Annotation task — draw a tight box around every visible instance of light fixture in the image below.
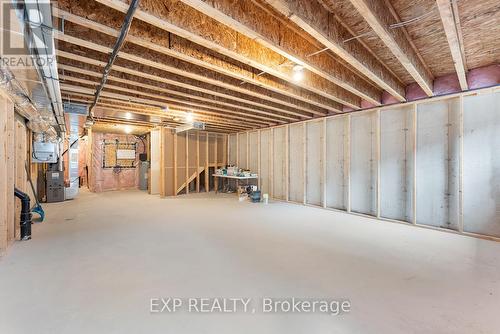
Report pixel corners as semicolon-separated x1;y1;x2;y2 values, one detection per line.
124;125;132;134
185;112;194;123
125;112;132;119
292;64;304;82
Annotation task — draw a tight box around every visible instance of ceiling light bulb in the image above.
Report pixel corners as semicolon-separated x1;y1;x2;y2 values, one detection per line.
124;125;132;134
185;112;194;123
125;112;132;119
292;64;304;82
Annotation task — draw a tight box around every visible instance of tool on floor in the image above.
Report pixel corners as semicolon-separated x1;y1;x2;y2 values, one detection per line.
25;162;45;222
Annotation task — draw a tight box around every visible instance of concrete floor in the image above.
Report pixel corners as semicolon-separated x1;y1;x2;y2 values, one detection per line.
1;190;499;334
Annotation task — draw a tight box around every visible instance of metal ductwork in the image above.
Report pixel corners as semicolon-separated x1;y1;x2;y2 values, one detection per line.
0;60;58;141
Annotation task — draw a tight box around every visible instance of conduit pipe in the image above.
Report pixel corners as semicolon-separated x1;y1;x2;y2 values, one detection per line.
14;188;32;241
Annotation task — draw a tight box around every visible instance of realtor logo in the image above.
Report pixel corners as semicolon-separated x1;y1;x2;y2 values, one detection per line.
1;0;56;68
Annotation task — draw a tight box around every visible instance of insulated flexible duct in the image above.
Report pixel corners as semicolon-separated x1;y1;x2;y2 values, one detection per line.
0;59;58;141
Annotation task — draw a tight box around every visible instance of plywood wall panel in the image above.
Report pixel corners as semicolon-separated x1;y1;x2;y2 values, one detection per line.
463;92;500;237
306;120;322;206
288;123;304;203
325;117;348;210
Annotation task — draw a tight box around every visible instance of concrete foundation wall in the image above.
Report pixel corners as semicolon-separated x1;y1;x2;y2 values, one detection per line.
325;117;348;210
306;120;322;206
350;111;377;216
380;106;414;222
463;92;500;237
288;123;304;203
233;88;500;241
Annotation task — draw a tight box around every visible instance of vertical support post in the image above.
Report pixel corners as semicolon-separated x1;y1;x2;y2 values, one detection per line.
87;128;94;192
173;132;178;196
205;133;209;192
303;122;307;205
285;125;289;202
412;104;418;225
6;101;15;244
322;118;327;208
376;109;381;219
270;128;274;198
246;131;249;169
458;95;464;232
223;134;227;166
346;114;352;213
214;134;218;168
257;129;261;189
185;132;189;195
159;127;166;198
236;133;239;167
196;132;200;192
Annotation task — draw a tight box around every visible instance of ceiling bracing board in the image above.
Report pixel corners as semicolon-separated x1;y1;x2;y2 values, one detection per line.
436;0;468;90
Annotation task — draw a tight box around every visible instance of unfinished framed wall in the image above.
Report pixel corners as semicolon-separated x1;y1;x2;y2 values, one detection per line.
237;132;248;169
272;126;286;200
248;131;259;173
288;123;304;203
350;111;378;216
228;133;237;165
160;129;226;196
306;120;322;206
233;87;500;241
462;92;500;237
325;116;348;211
380;106;414;222
416;98;460;230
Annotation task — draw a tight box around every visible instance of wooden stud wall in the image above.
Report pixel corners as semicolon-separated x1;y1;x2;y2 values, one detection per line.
158;129;228;195
234;86;500;242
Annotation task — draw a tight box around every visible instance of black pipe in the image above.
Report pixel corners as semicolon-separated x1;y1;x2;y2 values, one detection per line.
14;188;32;241
89;0;140;114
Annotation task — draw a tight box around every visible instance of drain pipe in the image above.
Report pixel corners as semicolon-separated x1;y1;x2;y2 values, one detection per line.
14;188;32;240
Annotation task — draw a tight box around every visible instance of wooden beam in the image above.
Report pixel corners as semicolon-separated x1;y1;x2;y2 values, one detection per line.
348;0;434;96
54;10;340;114
93;0;361;109
59;64;287;123
263;0;405;101
180;0;382;105
436;0;468;90
159;127;166;197
60;84;255;131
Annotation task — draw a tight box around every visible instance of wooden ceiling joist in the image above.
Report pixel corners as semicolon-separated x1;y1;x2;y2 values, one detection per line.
58;63;294;123
60;85;259;130
92;0;361;109
54;31;332;116
260;0;405;101
57;50;309;120
348;0;434;96
179;0;385;105
59;74;284;126
436;0;468;90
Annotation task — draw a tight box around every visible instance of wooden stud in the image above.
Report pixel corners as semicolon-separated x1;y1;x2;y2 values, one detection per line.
205;133;209;192
173;132;178;196
185;132;189;195
159;127;166;197
257;130;261;190
346;114;352;212
322;118;327;208
376;109;381;219
285;125;289;202
412;104;418;225
303;122;307;205
458;95;464;232
196;131;200;193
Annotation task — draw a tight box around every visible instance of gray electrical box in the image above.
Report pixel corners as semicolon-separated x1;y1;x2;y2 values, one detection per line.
46;171;65;202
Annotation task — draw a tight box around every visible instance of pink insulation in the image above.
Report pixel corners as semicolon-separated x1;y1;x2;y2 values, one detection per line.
89;132;145;193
